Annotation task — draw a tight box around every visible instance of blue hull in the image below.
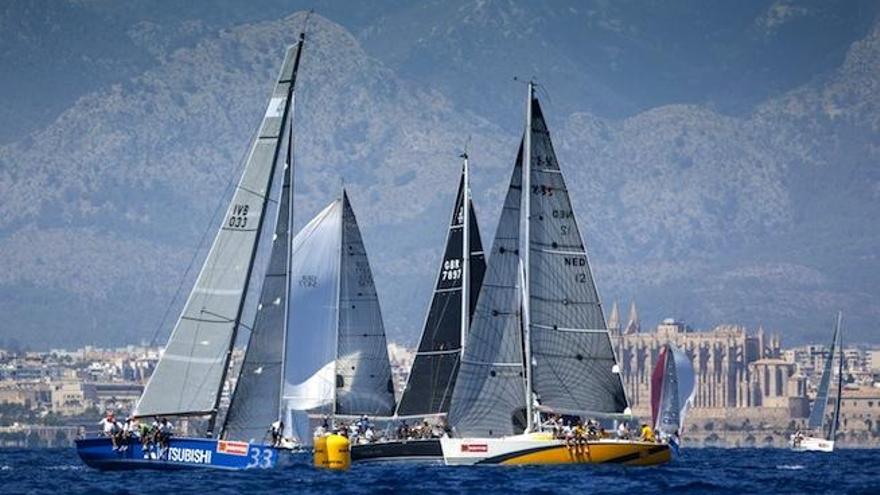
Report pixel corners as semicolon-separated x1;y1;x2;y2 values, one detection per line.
76;436;292;471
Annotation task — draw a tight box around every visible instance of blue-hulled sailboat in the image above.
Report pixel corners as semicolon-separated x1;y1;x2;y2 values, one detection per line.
75;28;307;471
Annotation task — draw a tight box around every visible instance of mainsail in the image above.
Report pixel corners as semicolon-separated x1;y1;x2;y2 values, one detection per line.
335;192;397;416
525;98;628;415
222;33;306;443
135;44;300;424
396;167;487;417
651;344;696;435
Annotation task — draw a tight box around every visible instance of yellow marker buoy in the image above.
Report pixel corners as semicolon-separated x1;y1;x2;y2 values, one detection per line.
313;435;328;468
325;434;351;471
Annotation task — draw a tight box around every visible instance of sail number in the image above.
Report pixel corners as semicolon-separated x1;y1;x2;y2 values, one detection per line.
442;259;462;281
299;275;318;288
228;204;250;229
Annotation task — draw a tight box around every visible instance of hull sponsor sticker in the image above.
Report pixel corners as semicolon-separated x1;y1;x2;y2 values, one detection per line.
217;440;250;456
461;443;488;453
168;447;213;465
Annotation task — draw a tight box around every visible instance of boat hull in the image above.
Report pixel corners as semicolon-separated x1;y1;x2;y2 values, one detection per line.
790;436;834;453
76;436;291;471
350;439;443;463
441;435;671;466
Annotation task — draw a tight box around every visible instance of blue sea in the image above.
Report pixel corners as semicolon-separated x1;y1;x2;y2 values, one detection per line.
0;448;878;494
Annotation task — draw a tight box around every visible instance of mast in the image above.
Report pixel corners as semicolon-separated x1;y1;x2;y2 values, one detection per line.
332;183;344;421
460;150;471;352
830;311;844;441
521;81;534;432
277;30;305;424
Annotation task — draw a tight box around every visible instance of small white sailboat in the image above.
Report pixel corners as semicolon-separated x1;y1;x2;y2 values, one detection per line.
791;311;844;453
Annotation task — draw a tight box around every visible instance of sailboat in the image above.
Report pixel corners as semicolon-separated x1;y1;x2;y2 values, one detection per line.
650;343;696;454
350;154;486;463
281;190;397;445
76;31;308;471
439;82;671;466
791;311;844;453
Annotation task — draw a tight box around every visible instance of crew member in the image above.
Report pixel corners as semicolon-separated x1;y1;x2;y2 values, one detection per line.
640;423;655;442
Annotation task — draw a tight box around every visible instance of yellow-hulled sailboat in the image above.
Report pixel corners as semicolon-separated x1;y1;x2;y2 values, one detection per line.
440;82;671;466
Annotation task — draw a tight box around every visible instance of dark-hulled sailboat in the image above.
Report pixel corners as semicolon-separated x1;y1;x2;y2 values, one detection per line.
351;154;486;463
76;32;308;471
440;83;671;466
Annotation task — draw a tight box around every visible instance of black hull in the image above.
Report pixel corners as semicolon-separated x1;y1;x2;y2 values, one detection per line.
350;439;443;463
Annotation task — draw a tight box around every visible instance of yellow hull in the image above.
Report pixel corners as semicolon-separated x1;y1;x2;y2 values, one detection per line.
496;441;670;466
441;436;671;466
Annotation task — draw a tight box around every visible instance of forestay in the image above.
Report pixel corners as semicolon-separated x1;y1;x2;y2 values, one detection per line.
135;45;299;419
335;192;396;417
397;173;486;417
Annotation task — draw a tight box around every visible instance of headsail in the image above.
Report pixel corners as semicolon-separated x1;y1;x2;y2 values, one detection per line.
335;192;397;417
282;200;343;442
397;169;487;417
447;143;528;437
807;312;841;431
135;44;300;422
525;97;628;416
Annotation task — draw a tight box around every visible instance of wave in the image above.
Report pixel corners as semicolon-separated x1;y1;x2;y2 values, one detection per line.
776;464;805;470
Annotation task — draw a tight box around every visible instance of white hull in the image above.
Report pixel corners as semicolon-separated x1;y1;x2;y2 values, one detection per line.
790;436;834;453
440;433;670;466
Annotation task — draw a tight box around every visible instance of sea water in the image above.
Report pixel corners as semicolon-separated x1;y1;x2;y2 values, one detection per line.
0;447;877;494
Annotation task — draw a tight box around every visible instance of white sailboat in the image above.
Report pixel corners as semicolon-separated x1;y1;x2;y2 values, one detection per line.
439;82;670;466
791;311;844;453
281;190;397;446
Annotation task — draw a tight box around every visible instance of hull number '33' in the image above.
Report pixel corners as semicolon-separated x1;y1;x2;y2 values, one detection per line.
246;447;275;469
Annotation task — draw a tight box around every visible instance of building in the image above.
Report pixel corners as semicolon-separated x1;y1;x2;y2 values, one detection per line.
619;318;810;420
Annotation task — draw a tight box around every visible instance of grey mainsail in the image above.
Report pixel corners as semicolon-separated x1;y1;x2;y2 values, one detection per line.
396;170;487;417
526;98;628;415
335;191;397;416
282;200;343;442
135;44;300;422
447;144;528;437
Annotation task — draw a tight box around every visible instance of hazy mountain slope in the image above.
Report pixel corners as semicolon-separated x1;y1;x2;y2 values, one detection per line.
0;3;878;348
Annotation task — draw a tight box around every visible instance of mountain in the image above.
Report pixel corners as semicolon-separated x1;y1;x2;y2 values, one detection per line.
0;1;878;348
